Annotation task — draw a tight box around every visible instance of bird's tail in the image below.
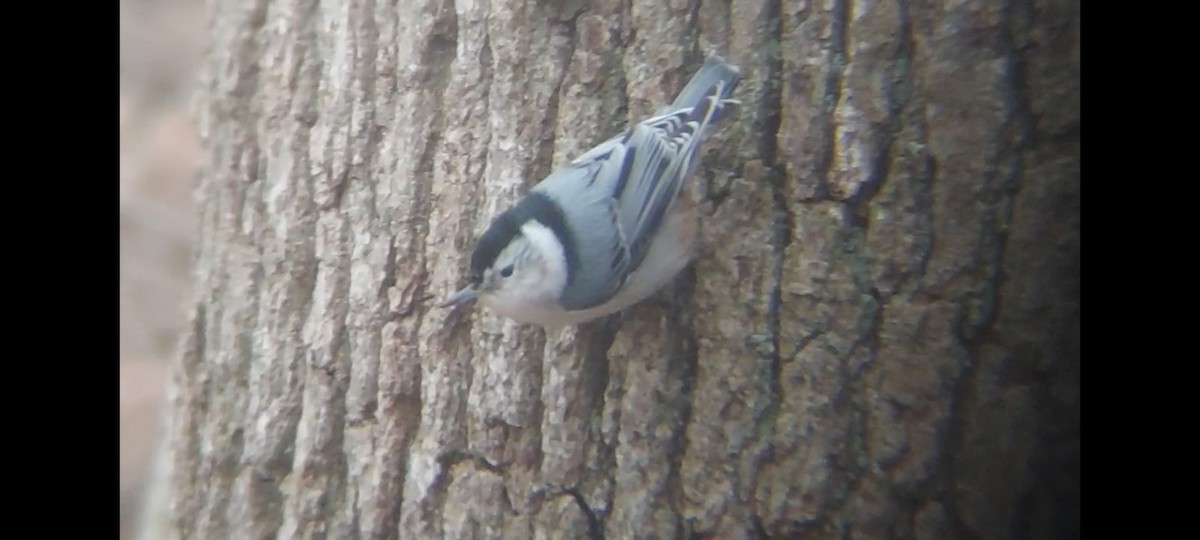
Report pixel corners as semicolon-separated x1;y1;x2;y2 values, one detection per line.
668;55;742;121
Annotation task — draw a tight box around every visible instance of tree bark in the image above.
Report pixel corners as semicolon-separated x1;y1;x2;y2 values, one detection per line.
149;0;1079;538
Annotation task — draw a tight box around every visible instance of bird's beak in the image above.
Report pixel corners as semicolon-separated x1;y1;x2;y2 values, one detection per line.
439;285;478;308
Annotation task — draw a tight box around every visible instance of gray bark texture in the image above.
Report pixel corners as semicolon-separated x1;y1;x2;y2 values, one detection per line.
152;0;1079;538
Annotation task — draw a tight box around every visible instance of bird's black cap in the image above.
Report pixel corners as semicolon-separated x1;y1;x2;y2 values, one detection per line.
469;191;577;285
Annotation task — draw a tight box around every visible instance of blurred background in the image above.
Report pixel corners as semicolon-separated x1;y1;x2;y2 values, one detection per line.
120;0;206;537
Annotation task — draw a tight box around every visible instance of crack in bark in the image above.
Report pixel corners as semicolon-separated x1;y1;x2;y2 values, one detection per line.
405;0;463;536
890;0;936;297
421;448;496;528
533;10;585;183
738;0;792;534
439;448;507;475
804;0;850;203
581;314;622;533
378;234;400;308
564;487;606;540
843;20;909;226
664;268;700;540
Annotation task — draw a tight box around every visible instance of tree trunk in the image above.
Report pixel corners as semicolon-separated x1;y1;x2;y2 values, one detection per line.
148;0;1079;538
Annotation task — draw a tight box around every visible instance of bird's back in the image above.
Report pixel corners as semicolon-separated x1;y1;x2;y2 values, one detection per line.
535;56;742;313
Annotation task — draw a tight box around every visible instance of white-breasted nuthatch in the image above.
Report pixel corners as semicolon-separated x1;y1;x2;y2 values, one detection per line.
440;55;742;327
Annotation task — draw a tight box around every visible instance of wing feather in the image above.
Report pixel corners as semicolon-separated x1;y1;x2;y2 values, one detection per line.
532;57;741;311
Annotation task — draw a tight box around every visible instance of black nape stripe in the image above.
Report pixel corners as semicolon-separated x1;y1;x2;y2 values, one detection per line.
470;191;578;286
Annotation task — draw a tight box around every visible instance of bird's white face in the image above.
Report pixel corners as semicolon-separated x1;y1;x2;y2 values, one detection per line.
475;221;570;324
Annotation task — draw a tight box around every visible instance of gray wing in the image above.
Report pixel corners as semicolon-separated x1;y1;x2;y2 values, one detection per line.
532;155;634;311
611;108;714;268
535;57;741;311
612;56;741;273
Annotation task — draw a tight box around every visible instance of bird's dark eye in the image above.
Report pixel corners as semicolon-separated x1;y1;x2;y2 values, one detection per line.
499;265;514;278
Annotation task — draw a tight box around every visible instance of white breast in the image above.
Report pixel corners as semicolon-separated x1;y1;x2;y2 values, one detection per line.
538;204;697;327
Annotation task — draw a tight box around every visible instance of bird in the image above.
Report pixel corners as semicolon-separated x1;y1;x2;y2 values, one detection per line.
439;55;742;327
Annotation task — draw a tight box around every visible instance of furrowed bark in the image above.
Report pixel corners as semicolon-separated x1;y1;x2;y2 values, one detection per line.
149;0;1079;538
